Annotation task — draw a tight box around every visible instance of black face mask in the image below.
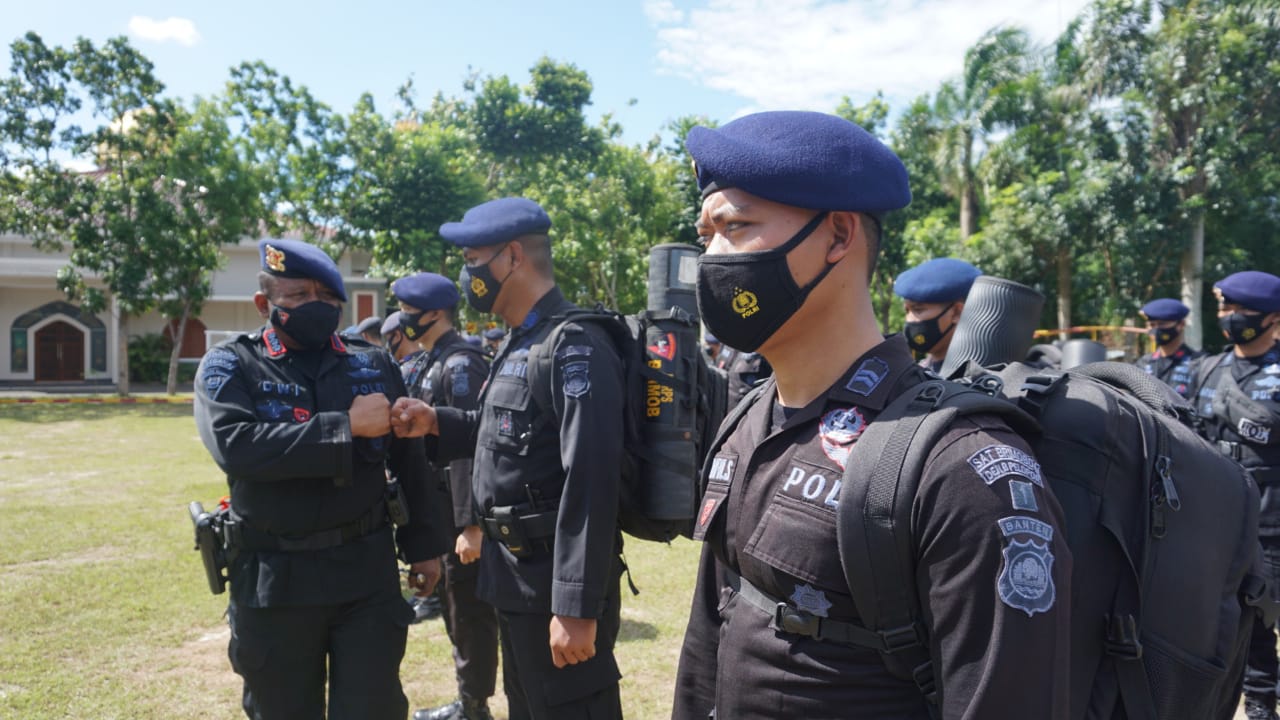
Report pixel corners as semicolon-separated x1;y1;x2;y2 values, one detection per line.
1148;326;1179;348
387;334;403;357
460;244;511;314
398;310;437;342
269;300;341;351
695;212;832;354
1221;312;1272;346
904;303;955;354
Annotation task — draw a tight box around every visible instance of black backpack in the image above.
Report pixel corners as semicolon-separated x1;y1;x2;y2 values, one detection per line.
420;342;488;402
526;305;729;543
834;361;1268;720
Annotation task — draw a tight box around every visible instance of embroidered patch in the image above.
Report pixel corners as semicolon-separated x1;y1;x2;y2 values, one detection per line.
693;493;725;541
346;353;382;380
818;407;866;470
646;333;677;361
199;348;238;400
967;445;1043;486
1008;480;1038;512
497;410;515;437
451;365;471;397
202;347;238;373
782;465;841;509
263;329;287;357
998;515;1054;542
563;360;591;398
998;538;1056;617
697;496;720;529
1239;417;1272;444
1266;363;1280;375
293;407;311;423
259;380;304;397
845;357;889;396
1257;375;1280;388
204;373;232;399
520;310;540;330
790;583;833;618
556;345;594;359
707;455;736;483
255;398;293;421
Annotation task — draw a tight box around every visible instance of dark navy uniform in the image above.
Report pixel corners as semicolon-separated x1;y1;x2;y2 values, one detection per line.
1135;344;1204;399
195;327;453;719
406;329;499;708
432;287;625;720
1194;342;1280;711
674;336;1072;719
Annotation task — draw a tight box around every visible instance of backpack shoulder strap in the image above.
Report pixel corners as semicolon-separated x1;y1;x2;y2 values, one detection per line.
836;376;1032;710
524;308;625;416
706;378;771;460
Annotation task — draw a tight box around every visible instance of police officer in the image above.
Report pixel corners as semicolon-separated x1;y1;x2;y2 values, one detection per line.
391;197;626;720
383;312;418;364
343;315;384;346
1191;271;1280;720
671;111;1071;719
193;239;452;720
893;257;982;373
392;273;500;720
482;327;505;358
703;331;724;363
1134;298;1204;399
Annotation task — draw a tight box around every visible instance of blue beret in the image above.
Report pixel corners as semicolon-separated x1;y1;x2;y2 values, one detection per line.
439;197;552;248
1215;271;1280;313
392;272;460;311
1139;298;1189;321
381;312;402;337
354;316;382;336
340;324;359;336
704;332;719;344
483;327;506;341
893;258;983;303
258;239;347;302
685;111;910;213
465;335;483;349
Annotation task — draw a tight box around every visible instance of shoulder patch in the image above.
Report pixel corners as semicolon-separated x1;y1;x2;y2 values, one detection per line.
563;360;591;398
998;515;1054;542
450;362;471;397
445;353;471;369
199;348;239;400
555;344;594;359
967;444;1043;487
998;538;1056;617
1008;480;1039;512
